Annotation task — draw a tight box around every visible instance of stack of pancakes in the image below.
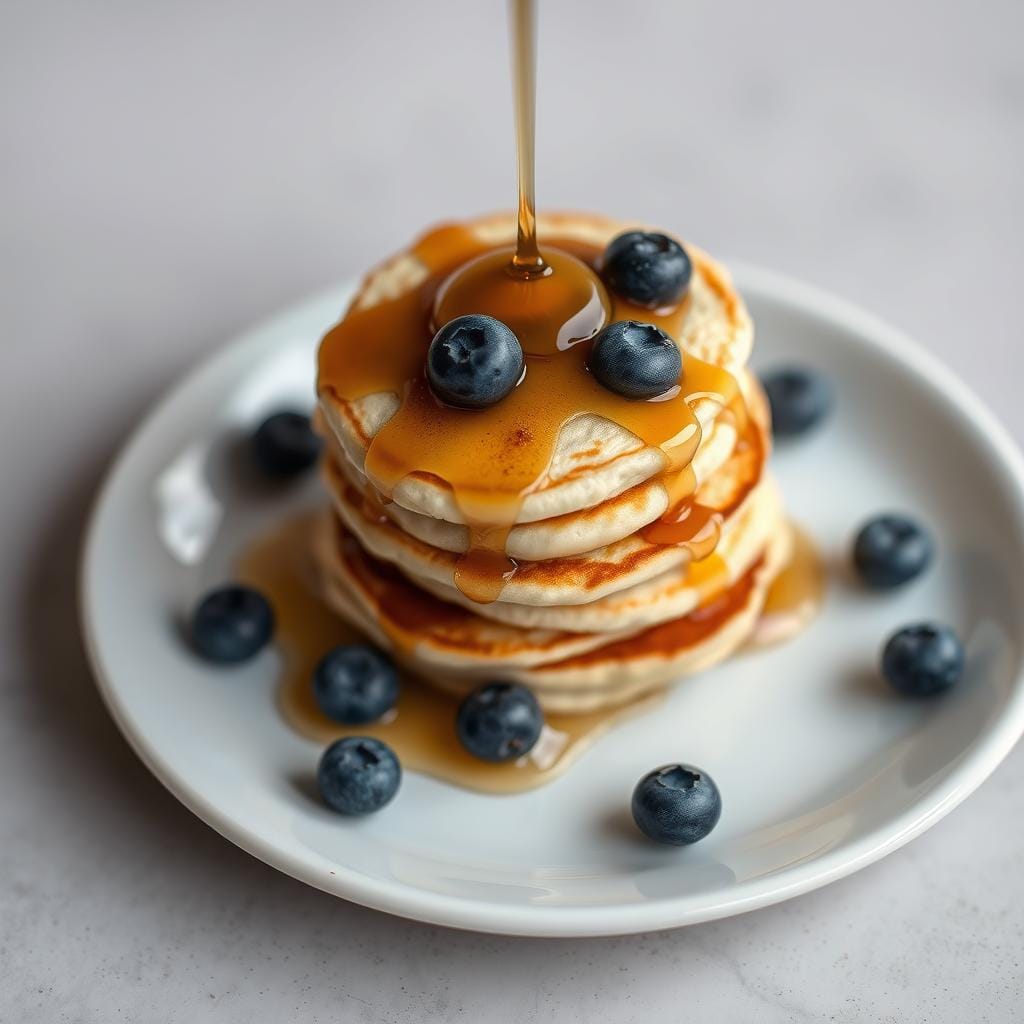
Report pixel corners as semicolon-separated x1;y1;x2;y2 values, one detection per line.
314;213;790;713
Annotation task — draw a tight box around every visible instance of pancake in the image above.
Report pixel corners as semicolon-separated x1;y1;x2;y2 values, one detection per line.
317;211;753;528
314;515;628;669
473;527;792;713
317;513;792;714
406;476;783;634
325;410;738;561
322;471;783;636
322;378;768;611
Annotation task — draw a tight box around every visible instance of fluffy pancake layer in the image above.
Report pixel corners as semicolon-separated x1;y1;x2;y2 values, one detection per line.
315;509;791;713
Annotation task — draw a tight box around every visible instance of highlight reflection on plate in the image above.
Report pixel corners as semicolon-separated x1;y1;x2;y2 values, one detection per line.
81;267;1024;936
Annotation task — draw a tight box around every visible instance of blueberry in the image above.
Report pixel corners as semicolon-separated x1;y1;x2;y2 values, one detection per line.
602;231;692;309
252;410;323;477
881;623;964;697
456;682;544;762
314;644;399;724
427;314;524;409
631;763;722;846
588;320;682;400
317;737;401;815
190;584;274;664
761;366;834;438
853;514;934;589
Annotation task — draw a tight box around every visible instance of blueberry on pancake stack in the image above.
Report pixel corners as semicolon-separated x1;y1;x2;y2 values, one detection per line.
313;212;791;713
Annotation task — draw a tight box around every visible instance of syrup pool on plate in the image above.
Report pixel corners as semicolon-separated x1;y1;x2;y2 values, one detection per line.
236;513;659;794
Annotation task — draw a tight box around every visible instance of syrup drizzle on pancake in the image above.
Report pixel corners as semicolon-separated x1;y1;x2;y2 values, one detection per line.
319;227;749;606
317;0;748;605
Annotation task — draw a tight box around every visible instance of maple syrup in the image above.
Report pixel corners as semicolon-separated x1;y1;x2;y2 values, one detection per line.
746;524;826;649
509;0;542;276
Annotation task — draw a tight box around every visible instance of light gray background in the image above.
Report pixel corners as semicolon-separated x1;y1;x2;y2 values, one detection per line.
3;1;1023;1020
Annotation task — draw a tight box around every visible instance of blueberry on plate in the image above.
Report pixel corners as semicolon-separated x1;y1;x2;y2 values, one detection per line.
761;366;834;438
317;737;401;815
252;410;323;477
588;320;682;400
456;682;544;762
427;314;525;409
191;584;274;664
853;514;933;589
631;763;722;846
881;623;964;697
314;644;399;724
602;231;692;309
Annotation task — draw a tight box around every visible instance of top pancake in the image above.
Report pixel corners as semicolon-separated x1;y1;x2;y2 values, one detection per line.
317;211;753;527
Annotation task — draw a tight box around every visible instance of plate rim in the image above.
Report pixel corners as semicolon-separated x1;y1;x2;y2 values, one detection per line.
79;263;1024;937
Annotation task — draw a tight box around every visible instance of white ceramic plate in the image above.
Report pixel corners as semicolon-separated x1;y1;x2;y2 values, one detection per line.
81;267;1024;937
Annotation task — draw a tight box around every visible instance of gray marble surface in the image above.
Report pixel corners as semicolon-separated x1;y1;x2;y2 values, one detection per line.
3;0;1023;1020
